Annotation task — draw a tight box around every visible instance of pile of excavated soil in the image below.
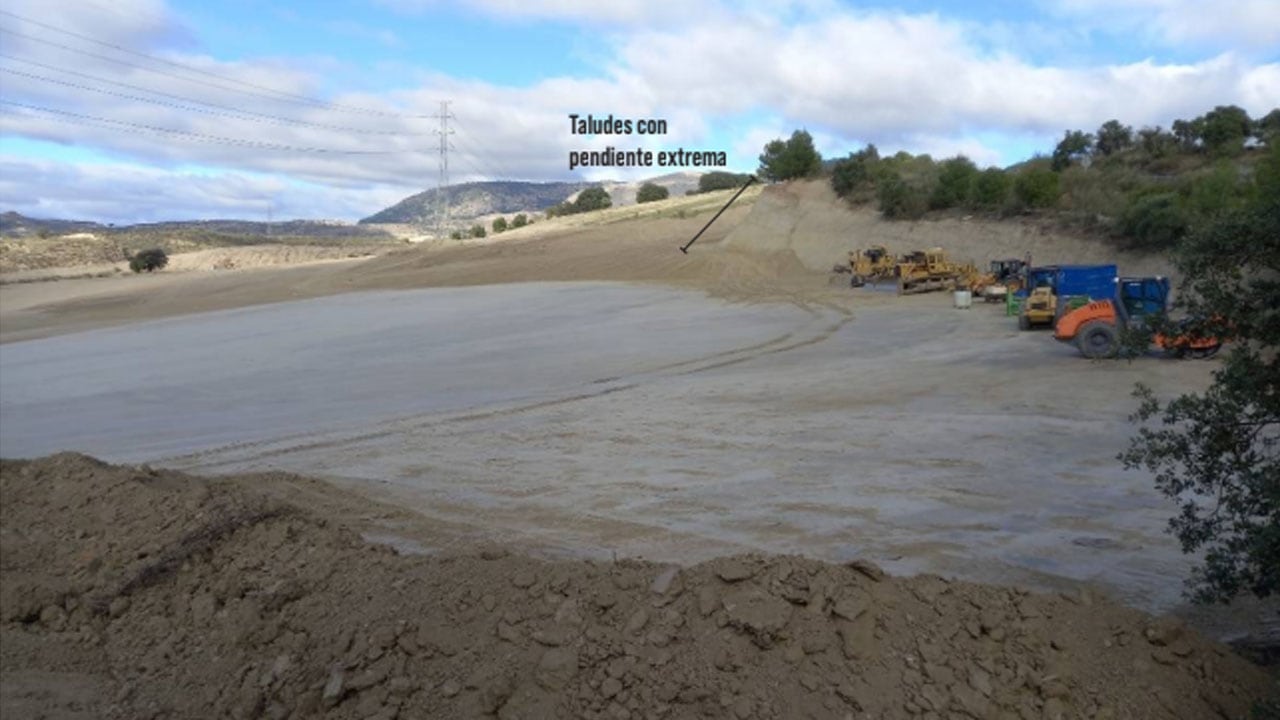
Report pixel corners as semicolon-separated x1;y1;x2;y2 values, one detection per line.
2;454;1273;719
725;181;1174;279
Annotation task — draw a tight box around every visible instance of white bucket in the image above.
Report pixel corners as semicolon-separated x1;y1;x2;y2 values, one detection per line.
953;290;973;309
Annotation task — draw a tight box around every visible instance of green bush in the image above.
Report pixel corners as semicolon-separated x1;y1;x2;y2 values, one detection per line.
469;224;486;238
1138;126;1176;159
543;187;612;217
449;230;464;240
128;247;168;273
1119;192;1188;249
574;186;612;212
1255;109;1280;145
492;216;508;233
511;213;528;228
967;168;1012;210
929;156;978;210
830;145;879;199
636;182;669;204
1187;162;1244;219
877;173;928;219
698;171;751;193
1013;165;1061;209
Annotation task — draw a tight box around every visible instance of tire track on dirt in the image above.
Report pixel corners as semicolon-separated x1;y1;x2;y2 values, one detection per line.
158;307;849;472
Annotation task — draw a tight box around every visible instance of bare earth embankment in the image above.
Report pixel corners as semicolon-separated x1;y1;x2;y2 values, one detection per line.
2;454;1271;720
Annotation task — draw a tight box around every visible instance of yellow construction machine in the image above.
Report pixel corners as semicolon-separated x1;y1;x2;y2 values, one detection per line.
896;248;965;295
971;257;1029;302
847;245;897;287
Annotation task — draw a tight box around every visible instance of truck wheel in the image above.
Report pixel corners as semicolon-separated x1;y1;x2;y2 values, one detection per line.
1189;343;1222;359
850;274;865;288
1018;314;1031;331
1076;320;1119;359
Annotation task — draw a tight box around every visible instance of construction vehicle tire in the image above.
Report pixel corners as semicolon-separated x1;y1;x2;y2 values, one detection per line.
1017;314;1031;331
850;274;865;288
1189;343;1222;359
1077;320;1119;358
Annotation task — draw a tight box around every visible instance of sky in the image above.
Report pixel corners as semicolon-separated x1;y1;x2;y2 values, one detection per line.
0;0;1276;224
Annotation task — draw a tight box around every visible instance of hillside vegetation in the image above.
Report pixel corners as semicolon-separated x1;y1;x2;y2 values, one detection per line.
825;105;1279;250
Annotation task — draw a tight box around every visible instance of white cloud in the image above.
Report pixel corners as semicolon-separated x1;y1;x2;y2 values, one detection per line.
0;158;406;223
1048;0;1280;49
619;10;1279;140
375;0;719;26
1;0;1277;221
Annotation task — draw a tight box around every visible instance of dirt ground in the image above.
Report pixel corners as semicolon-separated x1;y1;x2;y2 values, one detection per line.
2;454;1274;720
1;180;1278;717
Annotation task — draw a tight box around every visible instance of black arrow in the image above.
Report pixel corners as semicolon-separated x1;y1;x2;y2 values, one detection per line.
679;175;758;254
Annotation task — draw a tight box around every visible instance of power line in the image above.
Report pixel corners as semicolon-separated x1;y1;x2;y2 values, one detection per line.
0;100;407;155
0;9;429;118
452;124;511;182
0;62;430;136
0;26;426;120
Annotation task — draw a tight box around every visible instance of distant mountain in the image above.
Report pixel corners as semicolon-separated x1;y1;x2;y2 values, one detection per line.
0;211;100;237
359;181;594;225
360;173;708;225
0;212;392;240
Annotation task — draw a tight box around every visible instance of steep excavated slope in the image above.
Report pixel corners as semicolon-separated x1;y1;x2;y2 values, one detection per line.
725;180;1173;278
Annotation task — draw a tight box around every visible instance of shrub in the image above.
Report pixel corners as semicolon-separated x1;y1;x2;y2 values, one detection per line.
1186;162;1244;219
449;230;464;240
574;186;612;213
1119;192;1188;250
129;247;168;273
511;213;528;228
830;145;880;200
877;173;928;219
698;171;751;193
968;168;1012;210
492;216;508;233
1013;165;1061;209
1138;126;1176;159
469;224;486;238
929;156;979;210
636;182;669;204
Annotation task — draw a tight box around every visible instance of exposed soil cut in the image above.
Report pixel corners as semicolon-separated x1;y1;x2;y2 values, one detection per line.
2;454;1273;719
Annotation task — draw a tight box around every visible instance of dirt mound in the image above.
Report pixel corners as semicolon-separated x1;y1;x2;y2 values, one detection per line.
1;455;1273;719
725;181;1174;278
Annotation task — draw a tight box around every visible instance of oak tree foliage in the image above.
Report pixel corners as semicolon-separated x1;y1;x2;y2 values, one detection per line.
1120;153;1280;603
